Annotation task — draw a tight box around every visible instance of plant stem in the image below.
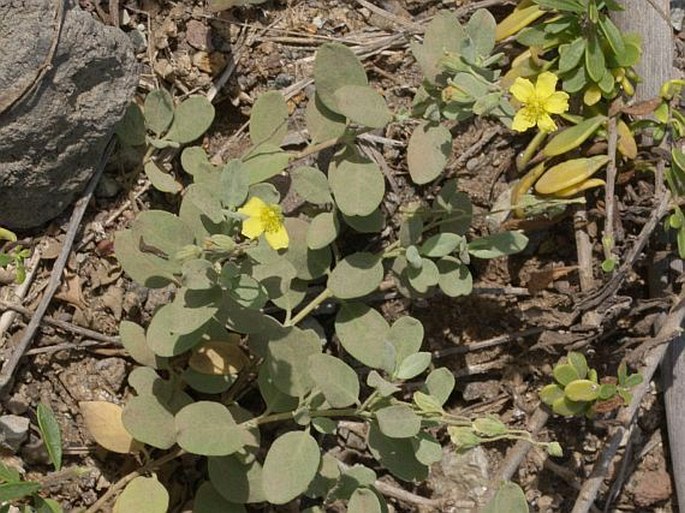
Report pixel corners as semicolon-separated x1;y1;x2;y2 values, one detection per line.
248;407;368;427
286;288;333;326
84;448;184;513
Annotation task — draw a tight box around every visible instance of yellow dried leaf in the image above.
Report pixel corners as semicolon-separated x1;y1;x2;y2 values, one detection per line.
189;340;247;375
495;4;545;41
535;156;609;194
617;120;637;159
583;85;602;106
80;401;142;454
552;178;606;198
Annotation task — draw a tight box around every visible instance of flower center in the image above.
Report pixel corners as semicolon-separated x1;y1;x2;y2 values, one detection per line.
259;205;283;233
526;94;547;119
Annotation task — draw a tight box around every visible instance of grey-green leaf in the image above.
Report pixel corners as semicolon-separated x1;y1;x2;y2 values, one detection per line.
307;212;339;250
175;401;245;456
328;150;385;217
336;303;394;371
144;89;174;136
122;395;176;449
308;354;360;408
376;405;421;438
348;488;382;513
113;476;168;513
329;252;384;299
145;160;181;194
37;403;62;471
250;91;289;146
395;352;432;380
467;231;528;259
314;43;368;114
262;431;321;505
333;85;393;128
194;482;247;513
292;166;333;205
407;122;452;185
165;96;215;144
424;367;455;405
265;326;321;397
483;482;529;513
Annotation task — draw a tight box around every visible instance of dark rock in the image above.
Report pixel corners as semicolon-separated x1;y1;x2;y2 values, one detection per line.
0;0;138;228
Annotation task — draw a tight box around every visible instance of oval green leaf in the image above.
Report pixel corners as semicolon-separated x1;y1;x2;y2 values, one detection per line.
263;431;321;505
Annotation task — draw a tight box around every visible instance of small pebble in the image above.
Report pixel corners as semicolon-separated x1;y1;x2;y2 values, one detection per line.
0;415;30;452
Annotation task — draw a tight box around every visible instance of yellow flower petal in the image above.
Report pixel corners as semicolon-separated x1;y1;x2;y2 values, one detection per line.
535;71;558;98
544;91;570;114
512;108;537;132
264;225;289;250
510;77;536;103
536;113;557;132
241;216;264;239
237;196;266;218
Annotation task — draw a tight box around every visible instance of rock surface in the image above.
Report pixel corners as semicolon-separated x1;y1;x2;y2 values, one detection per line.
0;0;138;229
0;414;29;452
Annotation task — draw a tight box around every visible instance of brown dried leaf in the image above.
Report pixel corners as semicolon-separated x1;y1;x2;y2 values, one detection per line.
80;401;142;454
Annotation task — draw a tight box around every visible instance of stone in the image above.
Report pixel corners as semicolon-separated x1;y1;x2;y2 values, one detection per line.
0;414;30;452
0;0;138;229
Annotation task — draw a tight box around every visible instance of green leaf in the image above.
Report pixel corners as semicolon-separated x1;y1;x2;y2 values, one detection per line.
395;352;432;380
473;416;507;437
434;181;472;235
37;403;62;471
220;159;249;208
410;11;466;82
424;368;455;405
0;461;21;483
407;122;452;185
120;321;165;369
307;212;339;250
367;371;400;397
185;184;224;223
335;303;394;371
367;425;428;482
308;354;360;408
465;9;496;57
311;417;338;435
539;384;565;405
482;482;529;513
598;16;625;58
263;431;321;505
122;395;176;449
314;43;368;114
333;85;393;128
387;316;424;369
342;210;385;233
412;432;443;465
567;352;588;379
553;363;580;386
166;96;215;144
116;103;146;146
436;257;472;297
405;245;422;269
305;94;347;143
348;488;382;513
330;465;377;501
599;383;617;400
558;37;586;74
175;402;245;456
329;149;385;217
250;91;289;146
547;441;563;457
406;258;439;293
292;166;333;205
144;89;174;136
208;455;265;504
467;231;528;258
543;115;606;157
420;233;462;258
585;32;606;83
624;373;643;388
145;160;181;194
114;476;168;513
265;326;321;397
282;218;332;280
552;396;588;417
329;252;384;299
413;391;444;414
565;379;601;401
33;497;63;513
0;482;41;502
376;405;421;438
306;453;341;498
242;144;292;184
194;482;246;513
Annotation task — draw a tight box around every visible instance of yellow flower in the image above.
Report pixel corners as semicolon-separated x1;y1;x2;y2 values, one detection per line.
510;72;570;133
237;197;289;250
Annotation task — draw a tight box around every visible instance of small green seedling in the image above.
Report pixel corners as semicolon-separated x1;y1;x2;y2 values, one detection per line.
540;352;642;417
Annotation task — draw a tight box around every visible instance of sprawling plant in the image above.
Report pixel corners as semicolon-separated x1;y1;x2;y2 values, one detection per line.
85;1;656;511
